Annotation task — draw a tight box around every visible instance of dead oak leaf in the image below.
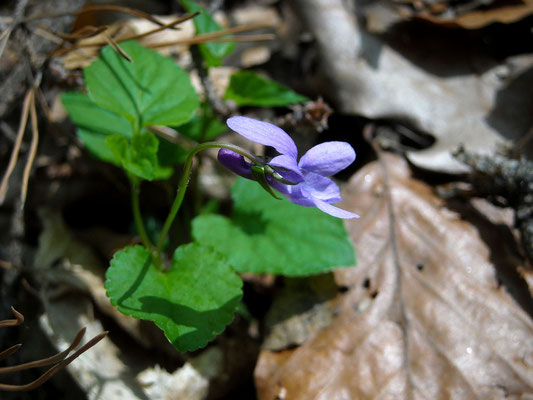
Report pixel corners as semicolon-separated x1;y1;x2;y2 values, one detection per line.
255;154;533;400
417;1;533;30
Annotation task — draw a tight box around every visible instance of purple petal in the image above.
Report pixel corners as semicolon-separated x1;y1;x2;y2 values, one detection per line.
227;116;298;158
266;177;291;196
299;142;355;176
302;172;342;202
217;148;254;180
268;155;305;183
267;178;315;206
310;197;360;219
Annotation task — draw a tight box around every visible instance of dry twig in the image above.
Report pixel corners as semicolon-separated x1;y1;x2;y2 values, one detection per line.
53;21;273;56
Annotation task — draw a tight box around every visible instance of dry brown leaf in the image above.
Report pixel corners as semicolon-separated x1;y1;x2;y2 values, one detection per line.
255;153;533;400
61;16;195;70
519;267;533;297
417;1;533;29
294;0;533;173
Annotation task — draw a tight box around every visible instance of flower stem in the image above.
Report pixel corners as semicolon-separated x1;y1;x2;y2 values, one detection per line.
156;142;261;255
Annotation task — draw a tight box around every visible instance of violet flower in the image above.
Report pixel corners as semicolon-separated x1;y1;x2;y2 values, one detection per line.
218;116;360;219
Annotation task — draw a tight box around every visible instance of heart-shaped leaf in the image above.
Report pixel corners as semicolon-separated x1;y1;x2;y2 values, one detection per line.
84;40;199;129
192;178;355;276
105;244;242;352
62;41;200;175
61;92;132;163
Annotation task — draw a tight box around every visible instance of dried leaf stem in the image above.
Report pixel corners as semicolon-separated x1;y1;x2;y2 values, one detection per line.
0;345;22;361
55;25;109;41
102;32;132;62
0;308;108;392
0;307;24;328
119;12;199;42
20;88;39;205
0;328;86;374
64;22;273;51
0;75;42;208
0;89;33;204
51;12;199;59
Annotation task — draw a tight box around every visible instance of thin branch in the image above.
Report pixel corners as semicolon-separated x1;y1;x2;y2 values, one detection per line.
194;22;274;38
55;25;108;41
69;22;273;50
119;12;199;42
47;14;198;60
51;13;198;58
201;34;274;43
147;23;273;48
102;32;132;62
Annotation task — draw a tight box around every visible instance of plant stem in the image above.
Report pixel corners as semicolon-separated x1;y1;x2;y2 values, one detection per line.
156;142;262;255
129;176;161;267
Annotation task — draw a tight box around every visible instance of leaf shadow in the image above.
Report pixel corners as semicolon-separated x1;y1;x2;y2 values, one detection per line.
114;247;241;350
233;210;268;236
137;295;241;350
485;65;533;149
444;197;533;319
116;250;152;306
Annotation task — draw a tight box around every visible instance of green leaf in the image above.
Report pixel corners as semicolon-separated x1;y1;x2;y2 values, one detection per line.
192;178;355;276
180;0;236;67
62;92;132;163
177;107;227;142
224;70;309;107
84;40;199;129
106;132;172;181
105;244;242;352
157;137;189;165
